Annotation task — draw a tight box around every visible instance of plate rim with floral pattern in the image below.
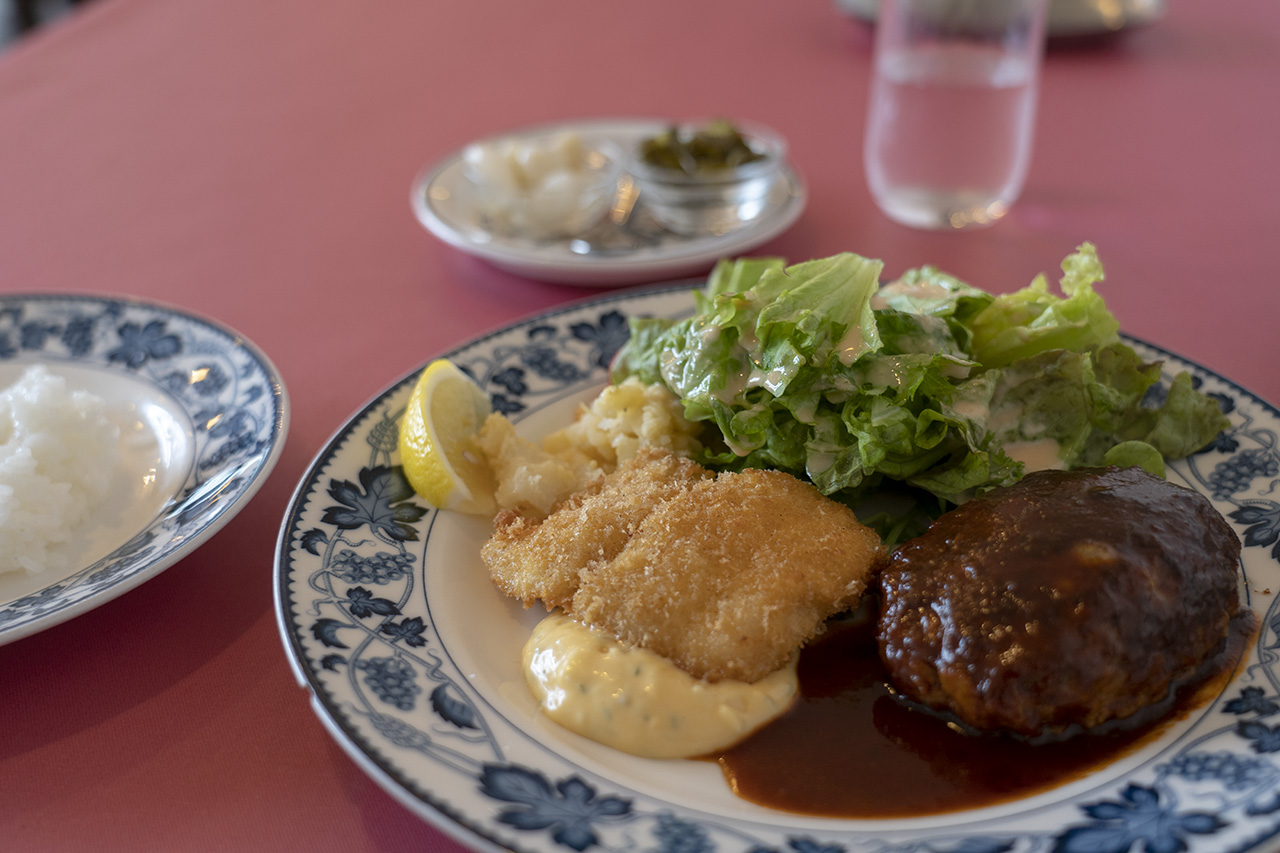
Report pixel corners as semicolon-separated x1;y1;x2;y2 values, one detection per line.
0;293;289;645
274;283;1280;853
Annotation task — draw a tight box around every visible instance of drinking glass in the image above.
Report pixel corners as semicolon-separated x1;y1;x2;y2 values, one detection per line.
863;0;1049;229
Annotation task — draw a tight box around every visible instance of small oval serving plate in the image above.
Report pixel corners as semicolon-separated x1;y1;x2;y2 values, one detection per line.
411;118;807;287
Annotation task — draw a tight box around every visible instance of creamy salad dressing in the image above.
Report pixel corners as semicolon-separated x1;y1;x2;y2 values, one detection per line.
939;356;972;379
806;450;836;477
870;278;957;310
836;323;866;366
860;357;910;391
989;402;1029;434
789;395;819;424
522;613;798;759
746;365;789;396
951;398;990;423
1002;438;1065;471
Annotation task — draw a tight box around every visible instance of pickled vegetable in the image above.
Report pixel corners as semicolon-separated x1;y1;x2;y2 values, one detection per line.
639;120;766;175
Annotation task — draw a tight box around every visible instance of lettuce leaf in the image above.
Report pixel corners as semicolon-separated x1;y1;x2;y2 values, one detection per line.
616;252;883;420
611;244;1230;521
614;251;1016;505
1116;371;1231;458
966;242;1120;368
872;264;994;353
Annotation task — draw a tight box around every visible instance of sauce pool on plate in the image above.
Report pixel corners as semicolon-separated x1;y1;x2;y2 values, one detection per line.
709;602;1254;817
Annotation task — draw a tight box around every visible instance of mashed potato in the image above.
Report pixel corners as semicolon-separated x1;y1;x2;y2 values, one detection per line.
0;365;122;576
477;377;702;517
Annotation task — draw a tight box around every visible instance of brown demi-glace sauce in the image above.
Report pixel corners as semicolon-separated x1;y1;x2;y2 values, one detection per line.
710;602;1255;818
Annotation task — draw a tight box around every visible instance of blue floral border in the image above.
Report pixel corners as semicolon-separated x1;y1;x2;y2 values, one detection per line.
277;286;1280;853
0;294;287;641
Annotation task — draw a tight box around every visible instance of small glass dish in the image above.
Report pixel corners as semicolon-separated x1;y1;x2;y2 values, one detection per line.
460;130;622;241
627;123;787;237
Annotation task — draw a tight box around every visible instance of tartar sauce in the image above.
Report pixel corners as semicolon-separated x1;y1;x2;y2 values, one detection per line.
522;613;798;759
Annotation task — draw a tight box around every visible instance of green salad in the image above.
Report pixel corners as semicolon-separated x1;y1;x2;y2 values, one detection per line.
611;244;1228;538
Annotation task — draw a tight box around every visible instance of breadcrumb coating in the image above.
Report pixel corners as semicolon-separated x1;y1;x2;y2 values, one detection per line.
481;449;882;682
574;466;881;682
481;449;709;610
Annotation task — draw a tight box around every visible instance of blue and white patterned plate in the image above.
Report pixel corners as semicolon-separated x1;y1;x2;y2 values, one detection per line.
275;285;1280;853
0;294;287;645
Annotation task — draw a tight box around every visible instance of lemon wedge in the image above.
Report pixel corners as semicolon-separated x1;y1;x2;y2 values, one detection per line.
397;359;496;515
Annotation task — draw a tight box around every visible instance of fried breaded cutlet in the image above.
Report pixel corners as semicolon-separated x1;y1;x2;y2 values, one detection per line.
481;449;710;610
481;448;882;683
574;467;881;682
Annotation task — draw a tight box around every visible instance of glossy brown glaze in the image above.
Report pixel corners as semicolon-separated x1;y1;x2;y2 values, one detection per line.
711;606;1253;818
878;467;1242;736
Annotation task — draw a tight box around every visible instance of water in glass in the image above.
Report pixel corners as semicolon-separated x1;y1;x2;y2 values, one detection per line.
863;0;1047;230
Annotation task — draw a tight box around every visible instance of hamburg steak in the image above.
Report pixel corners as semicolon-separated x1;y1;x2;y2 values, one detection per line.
877;466;1241;737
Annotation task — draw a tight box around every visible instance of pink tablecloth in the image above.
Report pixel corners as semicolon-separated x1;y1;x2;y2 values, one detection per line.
1;0;1278;849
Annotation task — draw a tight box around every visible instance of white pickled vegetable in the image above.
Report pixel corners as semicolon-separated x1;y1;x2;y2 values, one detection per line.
462;132;615;238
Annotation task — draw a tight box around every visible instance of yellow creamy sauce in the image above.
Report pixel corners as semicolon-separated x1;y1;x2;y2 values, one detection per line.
522;613;799;759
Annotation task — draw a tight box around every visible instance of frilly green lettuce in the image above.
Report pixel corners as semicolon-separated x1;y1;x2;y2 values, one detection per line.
967;242;1119;367
611;244;1230;533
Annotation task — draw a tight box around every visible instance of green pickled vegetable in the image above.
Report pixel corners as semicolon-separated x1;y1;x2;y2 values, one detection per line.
639;120;766;175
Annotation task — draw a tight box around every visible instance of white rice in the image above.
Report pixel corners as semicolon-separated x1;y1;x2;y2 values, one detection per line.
0;365;122;576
